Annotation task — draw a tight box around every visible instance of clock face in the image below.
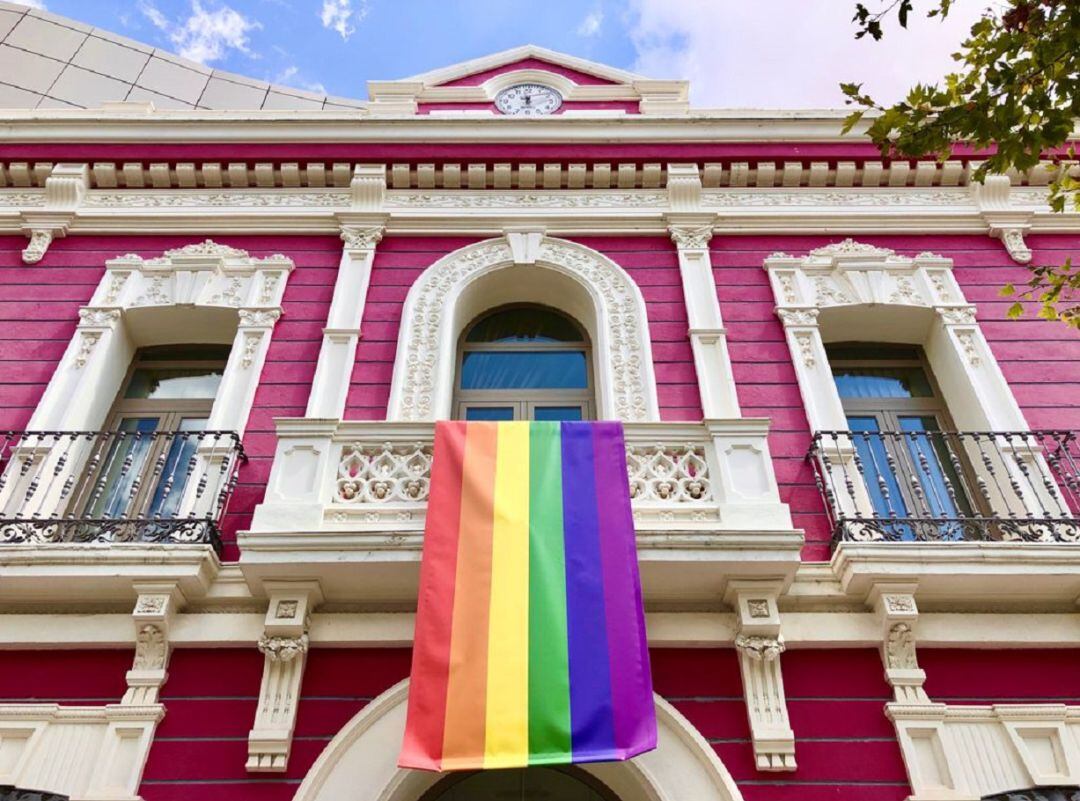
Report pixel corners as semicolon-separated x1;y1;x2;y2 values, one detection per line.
494;83;563;116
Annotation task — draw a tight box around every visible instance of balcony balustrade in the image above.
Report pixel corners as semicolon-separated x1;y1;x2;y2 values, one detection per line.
244;419;799;603
809;429;1080;545
0;430;245;552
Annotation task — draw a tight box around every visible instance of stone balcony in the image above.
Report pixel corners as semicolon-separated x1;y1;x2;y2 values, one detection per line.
241;418;802;604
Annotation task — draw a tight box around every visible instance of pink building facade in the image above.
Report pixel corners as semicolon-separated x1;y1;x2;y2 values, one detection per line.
0;9;1078;801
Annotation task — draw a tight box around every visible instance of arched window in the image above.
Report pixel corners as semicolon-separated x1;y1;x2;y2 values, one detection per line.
453;305;594;421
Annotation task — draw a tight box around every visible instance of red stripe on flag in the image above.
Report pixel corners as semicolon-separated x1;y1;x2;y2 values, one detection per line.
399;421;467;770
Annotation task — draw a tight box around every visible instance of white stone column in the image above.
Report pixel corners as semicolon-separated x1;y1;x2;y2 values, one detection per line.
668;221;742;419
305;224;385;419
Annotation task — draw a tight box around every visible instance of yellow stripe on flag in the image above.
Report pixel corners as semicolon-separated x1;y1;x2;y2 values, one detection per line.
484;421;531;768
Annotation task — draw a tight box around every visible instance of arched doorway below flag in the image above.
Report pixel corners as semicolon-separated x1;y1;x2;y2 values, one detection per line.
419;766;620;800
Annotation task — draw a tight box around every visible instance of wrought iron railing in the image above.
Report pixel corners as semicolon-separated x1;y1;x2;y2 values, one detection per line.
0;430;245;551
809;429;1080;544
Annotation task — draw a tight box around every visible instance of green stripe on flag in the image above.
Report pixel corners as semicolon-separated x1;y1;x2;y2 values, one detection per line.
527;422;572;762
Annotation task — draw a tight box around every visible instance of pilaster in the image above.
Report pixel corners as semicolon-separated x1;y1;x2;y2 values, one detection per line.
305;219;386;418
666;163;740;418
247;581;323;772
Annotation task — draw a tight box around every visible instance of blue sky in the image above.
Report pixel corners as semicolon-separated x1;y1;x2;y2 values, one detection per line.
29;0;987;108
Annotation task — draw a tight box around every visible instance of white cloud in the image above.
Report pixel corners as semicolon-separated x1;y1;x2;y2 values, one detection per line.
320;0;368;41
274;65;327;95
626;0;987;108
577;8;603;37
140;1;261;65
16;0;46;9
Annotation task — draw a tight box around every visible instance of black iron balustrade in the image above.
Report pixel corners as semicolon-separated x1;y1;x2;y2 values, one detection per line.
0;429;246;552
808;429;1080;545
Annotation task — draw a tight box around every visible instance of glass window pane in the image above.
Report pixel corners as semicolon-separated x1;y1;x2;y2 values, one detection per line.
464;406;515;421
898;416;973;519
86;418;159;518
146;418;208;519
460;351;587;390
533;406;583;421
466;307;583;343
832;366;933;398
847;416;909;521
125;368;224;399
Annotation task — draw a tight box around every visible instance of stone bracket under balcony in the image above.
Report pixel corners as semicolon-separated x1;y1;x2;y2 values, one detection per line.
241;418;802;604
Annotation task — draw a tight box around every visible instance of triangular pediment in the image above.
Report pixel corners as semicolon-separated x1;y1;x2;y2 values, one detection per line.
366;45;688;116
400;45;644;88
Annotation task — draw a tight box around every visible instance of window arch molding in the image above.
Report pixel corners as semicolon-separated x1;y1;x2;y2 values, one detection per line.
763;239;1028;434
292;679;746;801
28;240;293;436
387;232;660;421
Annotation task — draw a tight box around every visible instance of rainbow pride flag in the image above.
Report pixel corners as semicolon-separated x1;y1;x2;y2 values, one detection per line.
400;420;656;772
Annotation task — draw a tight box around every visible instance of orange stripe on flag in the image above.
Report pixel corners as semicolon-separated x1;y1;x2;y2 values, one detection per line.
441;421;498;767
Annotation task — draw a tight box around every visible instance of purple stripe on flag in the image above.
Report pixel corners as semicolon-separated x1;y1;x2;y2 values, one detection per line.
592;422;657;757
560;422;617;761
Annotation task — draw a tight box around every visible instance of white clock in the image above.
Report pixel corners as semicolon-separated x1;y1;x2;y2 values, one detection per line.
494;83;563;116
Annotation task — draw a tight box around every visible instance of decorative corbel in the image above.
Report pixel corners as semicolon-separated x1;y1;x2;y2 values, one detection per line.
726;580;796;771
20;163;89;265
123;583;182;705
870;584;930;704
247;581;323;772
973;174;1034;265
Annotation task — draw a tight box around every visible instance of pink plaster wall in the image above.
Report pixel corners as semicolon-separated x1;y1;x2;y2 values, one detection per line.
712;233;1080;561
349;235;703;422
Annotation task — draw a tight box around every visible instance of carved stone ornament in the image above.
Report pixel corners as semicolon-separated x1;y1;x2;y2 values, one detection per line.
21;228;54;264
239;308;282;328
735;634;786;662
72;331;102;369
77;308;121;328
747;599;771;619
777;308;819;328
135;595;167;615
937;305;978;325
257;634;309;662
668;224;714;250
391;237;656;421
955;330;982;367
810;238;896;259
340;226;385;251
883;594;916;614
275;600;299;620
793;331;817;368
133;623;167;670
885;622;918;670
165;239;247;259
240;330;264;369
997;227;1033;264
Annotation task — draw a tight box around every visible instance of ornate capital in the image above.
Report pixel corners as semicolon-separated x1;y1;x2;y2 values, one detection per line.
340;225;385;251
257;633;309;662
669;224;713;250
777;308;819;328
735;633;786;662
238;308;282;328
936;305;977;326
77;308;122;328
